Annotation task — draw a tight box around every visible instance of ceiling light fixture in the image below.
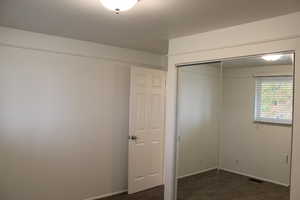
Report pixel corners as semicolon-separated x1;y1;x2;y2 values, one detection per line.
262;54;283;61
100;0;139;14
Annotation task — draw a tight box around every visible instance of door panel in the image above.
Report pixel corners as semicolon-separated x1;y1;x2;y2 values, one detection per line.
128;67;165;194
150;94;163;129
134;92;147;131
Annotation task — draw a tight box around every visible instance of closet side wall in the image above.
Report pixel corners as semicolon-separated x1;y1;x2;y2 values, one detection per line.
177;64;220;178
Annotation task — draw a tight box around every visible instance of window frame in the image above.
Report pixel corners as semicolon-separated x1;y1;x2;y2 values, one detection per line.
253;75;293;126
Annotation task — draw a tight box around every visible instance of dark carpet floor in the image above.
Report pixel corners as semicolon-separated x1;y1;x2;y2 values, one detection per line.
99;170;290;200
177;170;290;200
99;186;164;200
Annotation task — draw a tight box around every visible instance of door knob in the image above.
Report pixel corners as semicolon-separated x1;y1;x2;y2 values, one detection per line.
131;135;137;140
129;135;138;140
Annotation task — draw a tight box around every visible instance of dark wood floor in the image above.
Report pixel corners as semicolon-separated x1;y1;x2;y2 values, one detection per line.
99;170;290;200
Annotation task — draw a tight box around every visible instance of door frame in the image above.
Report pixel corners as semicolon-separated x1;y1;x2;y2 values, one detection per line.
164;37;300;200
128;66;166;194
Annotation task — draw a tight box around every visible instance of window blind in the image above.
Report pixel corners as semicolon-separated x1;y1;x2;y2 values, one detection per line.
254;76;293;124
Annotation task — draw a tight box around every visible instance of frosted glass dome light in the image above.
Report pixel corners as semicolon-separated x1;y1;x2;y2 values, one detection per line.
100;0;138;13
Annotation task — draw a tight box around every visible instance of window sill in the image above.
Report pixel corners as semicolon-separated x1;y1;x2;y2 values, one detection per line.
253;121;292;127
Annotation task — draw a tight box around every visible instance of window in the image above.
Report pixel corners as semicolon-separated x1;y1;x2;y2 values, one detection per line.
254;76;293;125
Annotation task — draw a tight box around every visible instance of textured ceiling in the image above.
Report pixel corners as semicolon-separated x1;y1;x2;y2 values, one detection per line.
0;0;300;54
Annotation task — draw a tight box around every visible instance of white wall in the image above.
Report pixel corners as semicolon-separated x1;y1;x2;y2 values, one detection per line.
166;12;300;200
221;65;293;186
0;27;165;69
0;26;165;200
168;12;300;56
177;65;220;178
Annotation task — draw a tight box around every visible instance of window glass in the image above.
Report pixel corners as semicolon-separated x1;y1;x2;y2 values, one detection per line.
255;76;293;124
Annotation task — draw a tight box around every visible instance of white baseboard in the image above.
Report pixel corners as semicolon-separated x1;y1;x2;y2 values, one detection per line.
220;168;290;187
84;189;128;200
177;167;217;179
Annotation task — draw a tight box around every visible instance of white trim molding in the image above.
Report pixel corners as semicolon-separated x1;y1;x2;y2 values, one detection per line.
221;168;290;187
84;190;128;200
177;167;218;179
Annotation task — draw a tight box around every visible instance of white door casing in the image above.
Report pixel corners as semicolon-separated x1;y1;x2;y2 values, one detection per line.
128;66;166;194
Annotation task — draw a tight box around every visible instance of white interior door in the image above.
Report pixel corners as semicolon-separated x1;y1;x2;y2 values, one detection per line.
128;66;166;194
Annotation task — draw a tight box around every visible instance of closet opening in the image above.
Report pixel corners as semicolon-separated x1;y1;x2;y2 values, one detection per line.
175;51;295;200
